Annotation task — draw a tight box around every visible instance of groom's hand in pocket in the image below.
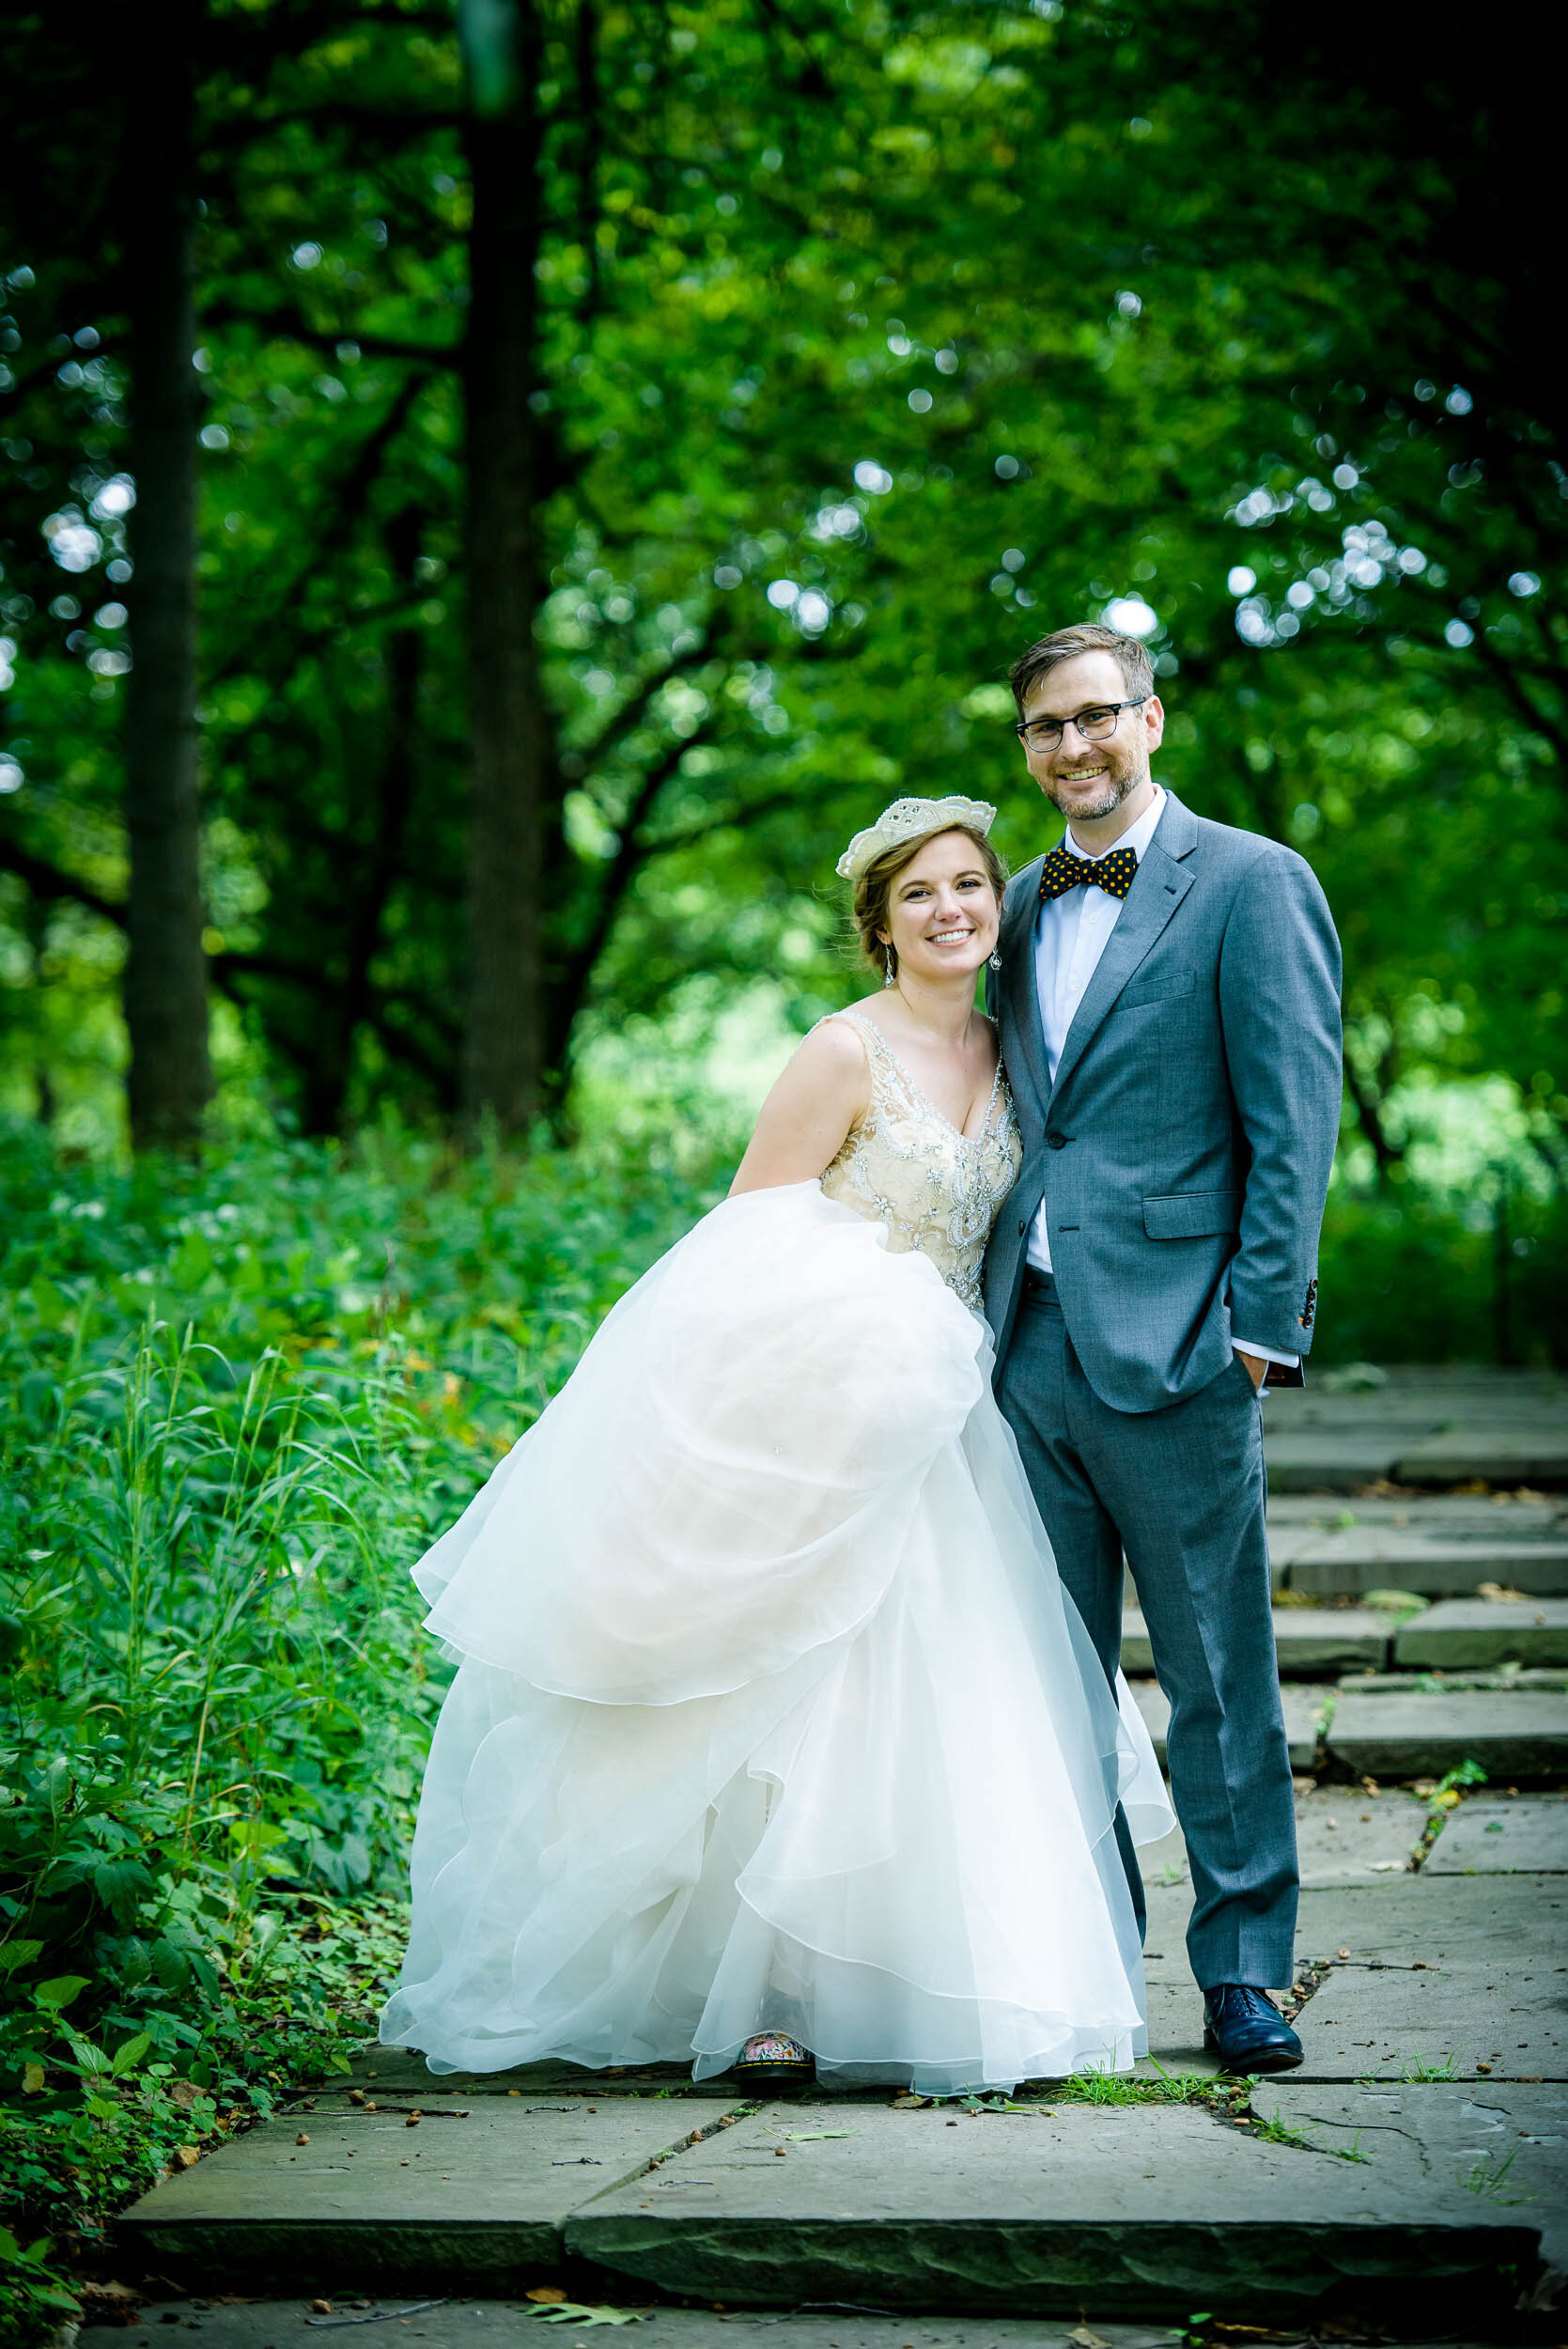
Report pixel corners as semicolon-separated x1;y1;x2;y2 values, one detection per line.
1234;1349;1267;1392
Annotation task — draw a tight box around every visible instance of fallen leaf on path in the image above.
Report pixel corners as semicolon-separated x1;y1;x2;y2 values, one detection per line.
174;2146;200;2168
1069;2327;1114;2348
305;2301;449;2328
78;2280;142;2310
526;2306;648;2327
295;2132;311;2145
525;2290;567;2305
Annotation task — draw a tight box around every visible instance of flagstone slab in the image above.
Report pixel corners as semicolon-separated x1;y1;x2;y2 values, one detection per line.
1128;1680;1323;1769
1395;1597;1568;1669
1327;1688;1568;1778
1138;1818;1188;1888
101;2305;1201;2349
1294;1870;1567;1965
1424;1797;1568;1875
335;2051;737;2098
1286;1877;1568;2083
116;2096;738;2284
1123;1610;1389;1676
1268;1495;1566;1535
1253;2080;1568;2290
1289;1959;1568;2083
1395;1428;1568;1488
566;2098;1539;2317
1291;1543;1568;1601
1294;1786;1425;1884
1264;1433;1407;1494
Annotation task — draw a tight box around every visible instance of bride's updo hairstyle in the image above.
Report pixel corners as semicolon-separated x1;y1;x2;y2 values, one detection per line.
851;823;1009;975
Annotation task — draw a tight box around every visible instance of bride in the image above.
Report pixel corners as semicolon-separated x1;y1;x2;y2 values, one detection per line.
380;796;1172;2094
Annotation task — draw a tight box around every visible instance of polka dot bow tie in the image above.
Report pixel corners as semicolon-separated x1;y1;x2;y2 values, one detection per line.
1039;843;1139;902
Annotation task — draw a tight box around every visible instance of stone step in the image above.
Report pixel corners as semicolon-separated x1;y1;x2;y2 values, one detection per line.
1286;1872;1568;2084
567;2098;1538;2319
1257;2081;1568;2301
1127;1679;1324;1770
1424;1794;1568;1875
116;2090;1542;2320
1124;1608;1389;1677
1132;1675;1568;1779
1393;1596;1568;1670
1326;1687;1568;1780
1259;1370;1568;1494
1268;1526;1568;1601
116;2094;724;2285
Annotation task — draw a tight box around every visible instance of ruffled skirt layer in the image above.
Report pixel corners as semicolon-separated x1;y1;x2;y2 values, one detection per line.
380;1183;1172;2091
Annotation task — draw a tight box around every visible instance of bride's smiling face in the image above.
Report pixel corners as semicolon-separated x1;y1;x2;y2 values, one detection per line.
878;830;1001;984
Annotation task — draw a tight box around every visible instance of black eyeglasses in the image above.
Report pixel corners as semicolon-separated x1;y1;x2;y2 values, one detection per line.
1014;696;1150;753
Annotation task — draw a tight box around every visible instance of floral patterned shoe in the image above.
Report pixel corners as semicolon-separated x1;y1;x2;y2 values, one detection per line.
733;2031;815;2091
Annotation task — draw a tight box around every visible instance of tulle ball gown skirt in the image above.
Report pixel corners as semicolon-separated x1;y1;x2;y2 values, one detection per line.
380;1182;1172;2092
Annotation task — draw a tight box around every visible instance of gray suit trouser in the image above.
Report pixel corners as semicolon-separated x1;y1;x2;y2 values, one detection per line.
997;1274;1297;1993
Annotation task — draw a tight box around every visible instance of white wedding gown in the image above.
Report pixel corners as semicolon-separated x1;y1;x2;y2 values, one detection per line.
380;1010;1172;2092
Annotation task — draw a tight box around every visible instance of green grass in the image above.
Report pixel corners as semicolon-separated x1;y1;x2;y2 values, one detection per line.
1456;2146;1532;2203
1396;2051;1462;2082
0;1115;725;2342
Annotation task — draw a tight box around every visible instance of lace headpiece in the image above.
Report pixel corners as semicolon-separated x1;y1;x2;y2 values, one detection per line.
835;794;998;885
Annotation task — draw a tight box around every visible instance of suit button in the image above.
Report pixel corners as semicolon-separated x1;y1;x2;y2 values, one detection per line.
1047;1132;1067;1150
1017;1217;1028;1235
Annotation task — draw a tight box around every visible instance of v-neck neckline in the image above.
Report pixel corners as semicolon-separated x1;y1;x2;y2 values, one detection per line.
838;1009;1003;1147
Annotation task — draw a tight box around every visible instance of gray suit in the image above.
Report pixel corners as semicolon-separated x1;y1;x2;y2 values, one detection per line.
985;791;1342;1991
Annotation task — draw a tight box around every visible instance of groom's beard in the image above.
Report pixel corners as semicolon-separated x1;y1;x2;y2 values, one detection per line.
1041;750;1147;824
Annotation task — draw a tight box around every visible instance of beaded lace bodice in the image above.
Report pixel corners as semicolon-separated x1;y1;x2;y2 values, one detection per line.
817;1009;1022;1313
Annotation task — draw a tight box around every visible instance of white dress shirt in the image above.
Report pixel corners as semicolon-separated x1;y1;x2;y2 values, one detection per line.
1025;786;1296;1371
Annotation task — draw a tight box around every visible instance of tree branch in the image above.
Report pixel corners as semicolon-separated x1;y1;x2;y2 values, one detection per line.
205;372;429;685
1341;1050;1404;1180
201;300;458;368
544;715;722;1068
0;835;126;926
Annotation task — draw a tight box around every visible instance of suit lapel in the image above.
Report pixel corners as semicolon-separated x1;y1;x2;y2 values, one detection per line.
1000;856;1050;1128
1047;794;1199;1109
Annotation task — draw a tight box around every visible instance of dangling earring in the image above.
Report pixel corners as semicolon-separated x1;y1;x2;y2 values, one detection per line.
988;949;1002;972
882;948;895;988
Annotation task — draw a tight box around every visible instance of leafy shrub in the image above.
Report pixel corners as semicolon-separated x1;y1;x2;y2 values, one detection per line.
1313;1185;1568;1365
0;1116;724;2330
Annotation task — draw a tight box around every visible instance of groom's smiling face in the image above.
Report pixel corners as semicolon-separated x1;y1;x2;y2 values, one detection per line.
1018;649;1164;827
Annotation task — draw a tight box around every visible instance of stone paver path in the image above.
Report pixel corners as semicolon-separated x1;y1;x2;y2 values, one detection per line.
1259;1366;1568;1494
117;1791;1568;2328
113;1370;1568;2330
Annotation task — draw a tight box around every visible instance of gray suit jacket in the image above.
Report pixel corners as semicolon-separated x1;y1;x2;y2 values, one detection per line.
984;792;1343;1415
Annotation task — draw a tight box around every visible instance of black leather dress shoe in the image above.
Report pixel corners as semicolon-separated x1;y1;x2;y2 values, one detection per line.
1203;1984;1303;2073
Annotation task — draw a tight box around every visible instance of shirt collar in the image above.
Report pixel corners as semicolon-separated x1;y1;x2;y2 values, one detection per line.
1060;783;1167;865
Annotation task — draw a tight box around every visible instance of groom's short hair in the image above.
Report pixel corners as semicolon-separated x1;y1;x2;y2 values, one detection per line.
1009;623;1156;714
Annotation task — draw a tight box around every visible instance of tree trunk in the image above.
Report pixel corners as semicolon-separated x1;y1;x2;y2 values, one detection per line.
459;0;548;1138
122;0;212;1148
300;506;424;1135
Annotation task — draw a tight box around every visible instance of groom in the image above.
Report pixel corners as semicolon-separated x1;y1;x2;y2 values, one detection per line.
985;622;1342;2073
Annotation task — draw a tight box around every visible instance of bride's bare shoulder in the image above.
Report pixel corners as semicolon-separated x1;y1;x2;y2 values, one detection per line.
779;1019;868;1099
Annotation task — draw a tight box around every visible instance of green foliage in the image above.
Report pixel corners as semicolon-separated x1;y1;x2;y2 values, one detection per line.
1456;2145;1530;2203
0;1112;723;2325
1311;1187;1568;1365
0;0;1563;1195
